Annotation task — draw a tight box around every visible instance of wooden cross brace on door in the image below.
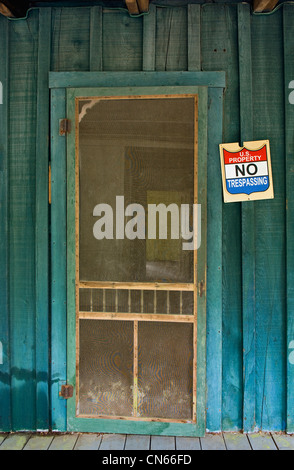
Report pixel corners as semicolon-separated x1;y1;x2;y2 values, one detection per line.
125;0;149;15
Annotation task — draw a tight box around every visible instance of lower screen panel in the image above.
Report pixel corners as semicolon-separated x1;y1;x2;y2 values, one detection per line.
79;320;134;417
78;319;194;421
137;322;194;420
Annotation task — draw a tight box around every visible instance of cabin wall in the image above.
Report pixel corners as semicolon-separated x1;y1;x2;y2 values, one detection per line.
0;2;293;432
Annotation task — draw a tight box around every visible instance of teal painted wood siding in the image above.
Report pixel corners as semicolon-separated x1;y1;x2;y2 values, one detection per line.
0;2;292;432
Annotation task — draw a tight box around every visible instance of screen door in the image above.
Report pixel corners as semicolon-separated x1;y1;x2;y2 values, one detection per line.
65;86;207;434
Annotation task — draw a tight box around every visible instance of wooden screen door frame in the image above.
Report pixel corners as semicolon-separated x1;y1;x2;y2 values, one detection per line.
49;72;225;436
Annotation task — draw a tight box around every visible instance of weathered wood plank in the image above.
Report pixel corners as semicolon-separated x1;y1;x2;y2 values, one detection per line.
50;88;67;431
176;437;201;450
271;433;294;451
90;6;103;71
0;433;31;450
51;7;90;71
35;6;51;432
99;434;126;450
23;434;54;451
253;0;279;13
74;433;102;450
49;434;79;451
202;4;243;431
49;71;226;89
150;436;175;450
252;10;286;431
156;6;187;71
142;3;156;71
125;434;150;450
188;4;201;71
125;0;139;15
103;10;142;72
247;433;277;450
0;16;11;433
238;3;256;433
137;0;149;13
223;432;251;451
0;435;8;446
200;434;226;450
283;5;294;434
205;86;223;432
9;12;39;431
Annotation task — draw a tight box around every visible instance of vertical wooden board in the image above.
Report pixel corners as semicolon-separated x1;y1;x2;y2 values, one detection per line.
238;3;256;433
35;7;52;432
50;88;67;431
51;7;90;72
188;4;201;71
143;3;156;71
201;4;242;431
196;88;208;436
252;11;286;431
0;17;11;432
102;10;143;71
206;86;223;433
283;5;294;433
9;12;39;431
156;6;188;71
90;6;103;71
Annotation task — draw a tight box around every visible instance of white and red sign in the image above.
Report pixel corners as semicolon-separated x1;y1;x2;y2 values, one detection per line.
219;140;274;203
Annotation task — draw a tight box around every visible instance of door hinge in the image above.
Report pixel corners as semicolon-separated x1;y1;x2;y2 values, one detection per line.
198;280;206;298
59;384;74;399
59;118;71;136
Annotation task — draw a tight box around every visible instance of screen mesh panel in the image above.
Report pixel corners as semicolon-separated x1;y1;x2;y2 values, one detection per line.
79;320;134;417
78;97;195;283
137;322;194;420
76;94;198;424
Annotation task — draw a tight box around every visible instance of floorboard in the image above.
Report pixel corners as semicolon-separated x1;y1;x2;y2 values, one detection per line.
271;433;294;450
99;434;126;450
247;433;277;450
125;434;150;451
200;433;226;450
1;431;293;450
176;437;201;450
74;433;102;450
48;434;79;450
23;434;54;450
223;432;251;450
0;433;31;450
150;436;176;450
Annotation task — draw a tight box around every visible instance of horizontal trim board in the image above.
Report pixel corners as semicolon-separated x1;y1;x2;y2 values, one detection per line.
49;71;226;89
79;312;194;322
79;281;194;291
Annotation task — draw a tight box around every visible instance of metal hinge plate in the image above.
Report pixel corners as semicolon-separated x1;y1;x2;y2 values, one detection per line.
59;118;71;136
59;384;74;399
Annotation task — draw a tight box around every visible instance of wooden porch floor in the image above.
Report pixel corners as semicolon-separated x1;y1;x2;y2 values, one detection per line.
0;432;294;450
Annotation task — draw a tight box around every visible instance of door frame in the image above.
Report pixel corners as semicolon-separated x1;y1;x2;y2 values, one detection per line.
49;71;225;436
